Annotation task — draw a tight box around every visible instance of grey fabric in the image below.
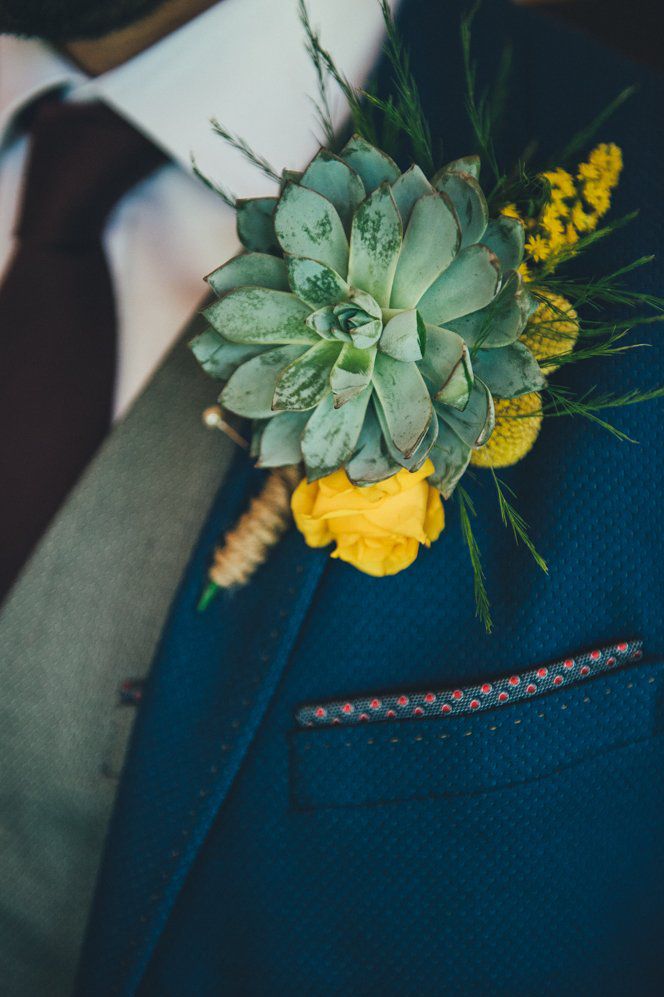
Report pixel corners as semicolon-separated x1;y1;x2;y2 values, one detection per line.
0;314;235;996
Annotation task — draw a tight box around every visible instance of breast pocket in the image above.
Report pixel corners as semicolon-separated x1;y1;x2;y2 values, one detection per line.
289;639;664;811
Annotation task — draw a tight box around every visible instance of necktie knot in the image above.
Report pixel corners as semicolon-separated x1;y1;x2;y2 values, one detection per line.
16;96;167;248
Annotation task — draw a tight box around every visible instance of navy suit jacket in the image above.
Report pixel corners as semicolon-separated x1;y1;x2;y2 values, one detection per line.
77;2;664;994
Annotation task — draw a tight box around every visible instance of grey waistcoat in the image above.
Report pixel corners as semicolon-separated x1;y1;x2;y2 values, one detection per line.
0;315;234;996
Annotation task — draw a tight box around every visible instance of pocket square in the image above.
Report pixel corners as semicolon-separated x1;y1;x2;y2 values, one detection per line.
296;638;643;728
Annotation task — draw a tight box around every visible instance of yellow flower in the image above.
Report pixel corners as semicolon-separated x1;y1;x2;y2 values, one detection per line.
521;144;623;270
501;203;522;220
577;142;622;218
540;204;565;240
520;291;579;372
291;460;444;577
470;393;543;468
587;142;622;184
582;181;611;215
564;222;579;246
577;161;600;182
525;233;551;262
571;200;597;233
543;167;576;200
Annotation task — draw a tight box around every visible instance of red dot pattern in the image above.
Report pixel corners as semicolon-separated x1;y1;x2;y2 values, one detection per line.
297;640;643;728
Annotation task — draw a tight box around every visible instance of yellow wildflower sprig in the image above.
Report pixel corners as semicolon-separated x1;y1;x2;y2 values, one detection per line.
513;143;623;271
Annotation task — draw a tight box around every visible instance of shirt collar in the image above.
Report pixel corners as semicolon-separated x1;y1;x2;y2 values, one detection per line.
0;0;391;196
0;35;84;147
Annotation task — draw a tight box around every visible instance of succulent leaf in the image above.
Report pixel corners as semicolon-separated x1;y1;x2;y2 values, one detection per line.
272;340;341;411
286;257;349;309
206;252;288;296
372;353;432;457
432;171;488;248
380;309;425;362
390;164;434;226
373;392;438;472
429;420;472;498
221;345;307;418
348;182;402;308
250;421;265;459
346;404;399;484
419;326;473;409
204;288;315;346
417;244;500;325
301;386;372;480
330;344;375;406
280;169;303;189
300;150;365;232
308;290;383;349
339;135;400;193
189;327;263;381
274;183;349;277
306;305;345;341
448;271;531;349
440;155;481;180
480;216;525;272
189;325;223;365
396;408;439;471
473;341;546;398
333;289;383;348
390;193;461;309
236;198;279;254
439;378;495;448
257;411;308;467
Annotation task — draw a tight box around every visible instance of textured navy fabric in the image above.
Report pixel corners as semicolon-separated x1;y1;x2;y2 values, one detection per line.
77;2;664;995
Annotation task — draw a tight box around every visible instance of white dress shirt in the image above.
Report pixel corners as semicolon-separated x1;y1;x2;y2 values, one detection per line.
0;0;390;419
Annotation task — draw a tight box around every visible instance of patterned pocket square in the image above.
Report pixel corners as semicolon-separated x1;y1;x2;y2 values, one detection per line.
296;639;643;728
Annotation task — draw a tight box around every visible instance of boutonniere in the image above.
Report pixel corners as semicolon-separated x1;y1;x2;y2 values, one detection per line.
192;1;663;629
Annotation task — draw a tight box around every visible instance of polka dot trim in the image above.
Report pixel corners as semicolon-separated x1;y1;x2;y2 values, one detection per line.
296;640;643;728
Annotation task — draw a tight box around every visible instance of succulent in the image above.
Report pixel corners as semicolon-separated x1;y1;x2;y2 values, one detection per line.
191;137;545;496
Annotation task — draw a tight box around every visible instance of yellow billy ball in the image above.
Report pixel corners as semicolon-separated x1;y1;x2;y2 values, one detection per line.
470;393;543;469
521;291;579;372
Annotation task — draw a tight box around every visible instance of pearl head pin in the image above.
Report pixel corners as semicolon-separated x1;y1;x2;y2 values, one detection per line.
201;405;249;449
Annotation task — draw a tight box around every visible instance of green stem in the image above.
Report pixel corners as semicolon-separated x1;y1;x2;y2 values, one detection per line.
197;581;220;613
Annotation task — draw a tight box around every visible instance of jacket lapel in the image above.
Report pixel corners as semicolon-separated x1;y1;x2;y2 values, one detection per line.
76;455;329;996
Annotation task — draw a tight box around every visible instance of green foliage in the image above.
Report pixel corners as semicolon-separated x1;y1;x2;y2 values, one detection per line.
296;0;377;144
579;314;664;338
190;154;236;208
457;485;492;633
210;119;281;183
533;257;664;312
363;0;435;172
490;470;548;573
553;86;637;167
297;0;337;147
298;0;435;169
536;328;640;369
460;2;509;185
543;384;664;442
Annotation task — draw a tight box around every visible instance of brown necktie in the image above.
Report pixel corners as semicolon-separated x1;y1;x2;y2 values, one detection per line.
0;96;166;601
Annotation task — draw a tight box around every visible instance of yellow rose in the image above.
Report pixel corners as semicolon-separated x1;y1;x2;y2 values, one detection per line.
291;459;444;578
